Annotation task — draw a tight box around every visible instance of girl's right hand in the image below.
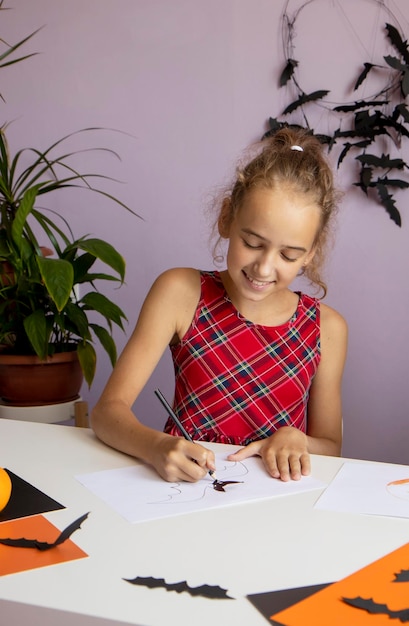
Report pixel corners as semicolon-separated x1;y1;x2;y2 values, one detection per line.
150;433;216;483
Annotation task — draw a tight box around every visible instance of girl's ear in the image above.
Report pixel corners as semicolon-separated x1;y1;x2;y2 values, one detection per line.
218;197;233;238
303;246;317;267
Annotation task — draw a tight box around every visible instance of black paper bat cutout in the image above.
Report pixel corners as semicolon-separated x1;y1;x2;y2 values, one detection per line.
384;55;407;73
342;596;409;622
124;576;233;599
282;90;330;115
375;183;402;226
0;512;89;551
354;63;377;91
385;23;409;66
356;153;406;169
212;479;243;492
262;118;332;146
395;102;409;123
334;99;389;113
394;568;409;582
279;58;298;87
337;140;372;166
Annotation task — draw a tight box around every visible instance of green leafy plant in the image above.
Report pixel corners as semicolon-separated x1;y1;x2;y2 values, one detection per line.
0;0;40;101
0;127;139;386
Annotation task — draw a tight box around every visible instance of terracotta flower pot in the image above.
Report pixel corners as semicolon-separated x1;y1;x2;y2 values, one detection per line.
0;351;83;406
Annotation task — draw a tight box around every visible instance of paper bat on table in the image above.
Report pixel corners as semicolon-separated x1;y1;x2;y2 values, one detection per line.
342;596;409;622
394;568;409;582
0;512;89;551
124;575;233;599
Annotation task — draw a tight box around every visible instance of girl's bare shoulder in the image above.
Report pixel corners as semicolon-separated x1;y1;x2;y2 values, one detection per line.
319;301;348;342
152;267;201;299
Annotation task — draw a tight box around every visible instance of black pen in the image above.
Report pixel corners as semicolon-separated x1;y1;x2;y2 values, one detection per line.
154;388;217;480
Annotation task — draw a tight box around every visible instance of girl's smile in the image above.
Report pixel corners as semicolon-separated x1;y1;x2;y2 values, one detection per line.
242;270;276;290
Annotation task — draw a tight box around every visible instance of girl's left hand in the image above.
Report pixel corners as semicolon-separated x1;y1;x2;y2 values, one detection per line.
227;426;310;481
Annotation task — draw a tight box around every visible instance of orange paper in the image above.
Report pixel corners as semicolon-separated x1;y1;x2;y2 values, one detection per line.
0;515;88;577
271;542;409;625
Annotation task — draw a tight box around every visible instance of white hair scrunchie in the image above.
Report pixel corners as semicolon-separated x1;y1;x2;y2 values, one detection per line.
290;145;303;152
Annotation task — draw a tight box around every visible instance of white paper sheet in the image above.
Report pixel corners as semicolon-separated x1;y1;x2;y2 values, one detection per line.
76;454;326;523
314;461;409;518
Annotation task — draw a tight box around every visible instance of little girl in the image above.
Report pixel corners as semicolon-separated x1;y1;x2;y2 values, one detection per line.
91;127;348;483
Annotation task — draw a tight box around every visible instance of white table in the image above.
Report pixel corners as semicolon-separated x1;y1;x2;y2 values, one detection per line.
0;419;408;626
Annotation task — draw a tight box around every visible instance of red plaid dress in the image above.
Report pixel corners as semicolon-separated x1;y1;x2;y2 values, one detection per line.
164;271;321;445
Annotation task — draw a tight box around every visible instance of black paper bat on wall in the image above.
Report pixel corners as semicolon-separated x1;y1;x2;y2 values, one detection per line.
124;575;233;600
270;5;409;226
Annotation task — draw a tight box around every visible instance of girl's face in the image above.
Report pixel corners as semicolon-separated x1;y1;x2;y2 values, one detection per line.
224;185;321;301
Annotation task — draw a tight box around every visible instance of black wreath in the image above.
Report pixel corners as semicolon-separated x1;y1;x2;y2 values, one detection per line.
265;0;409;226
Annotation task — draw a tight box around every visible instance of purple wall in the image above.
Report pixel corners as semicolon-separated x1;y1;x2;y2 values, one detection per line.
3;1;408;464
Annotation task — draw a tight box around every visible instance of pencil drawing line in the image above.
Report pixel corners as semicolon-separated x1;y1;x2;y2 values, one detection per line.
147;460;248;505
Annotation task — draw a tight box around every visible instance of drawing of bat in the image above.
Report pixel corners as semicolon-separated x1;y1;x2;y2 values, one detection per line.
394;568;409;582
124;576;233;599
342;596;409;622
0;512;89;551
212;479;243;492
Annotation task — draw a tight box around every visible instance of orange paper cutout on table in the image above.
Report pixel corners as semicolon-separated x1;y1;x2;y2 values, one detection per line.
0;515;88;577
270;542;409;626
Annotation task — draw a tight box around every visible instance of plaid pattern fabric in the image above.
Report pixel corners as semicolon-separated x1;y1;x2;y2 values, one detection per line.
165;271;321;445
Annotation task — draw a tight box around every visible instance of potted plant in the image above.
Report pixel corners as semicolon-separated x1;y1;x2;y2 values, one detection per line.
0;126;139;405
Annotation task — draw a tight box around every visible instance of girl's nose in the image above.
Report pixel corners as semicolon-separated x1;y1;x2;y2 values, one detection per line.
254;252;277;278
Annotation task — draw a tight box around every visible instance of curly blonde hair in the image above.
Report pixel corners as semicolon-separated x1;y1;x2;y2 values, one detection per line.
212;127;340;297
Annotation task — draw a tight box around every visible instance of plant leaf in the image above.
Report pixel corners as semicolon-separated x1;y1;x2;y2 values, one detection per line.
23;309;49;358
11;185;42;249
37;256;74;311
90;323;117;366
63;301;92;341
77;238;125;282
80;291;127;329
77;341;96;388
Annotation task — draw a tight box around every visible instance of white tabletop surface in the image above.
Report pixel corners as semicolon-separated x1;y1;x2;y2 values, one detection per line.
0;418;408;626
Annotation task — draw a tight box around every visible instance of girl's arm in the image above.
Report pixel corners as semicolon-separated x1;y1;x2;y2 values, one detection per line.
304;303;348;455
90;268;216;482
228;304;348;481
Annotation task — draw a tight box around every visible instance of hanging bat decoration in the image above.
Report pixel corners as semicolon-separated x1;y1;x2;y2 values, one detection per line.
124;576;233;600
354;63;378;90
269;4;409;226
385;23;409;66
342;596;409;622
282;90;329;115
279;58;298;87
0;512;89;551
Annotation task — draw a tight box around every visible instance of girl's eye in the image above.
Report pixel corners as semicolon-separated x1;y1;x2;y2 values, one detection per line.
281;253;298;262
242;239;262;249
